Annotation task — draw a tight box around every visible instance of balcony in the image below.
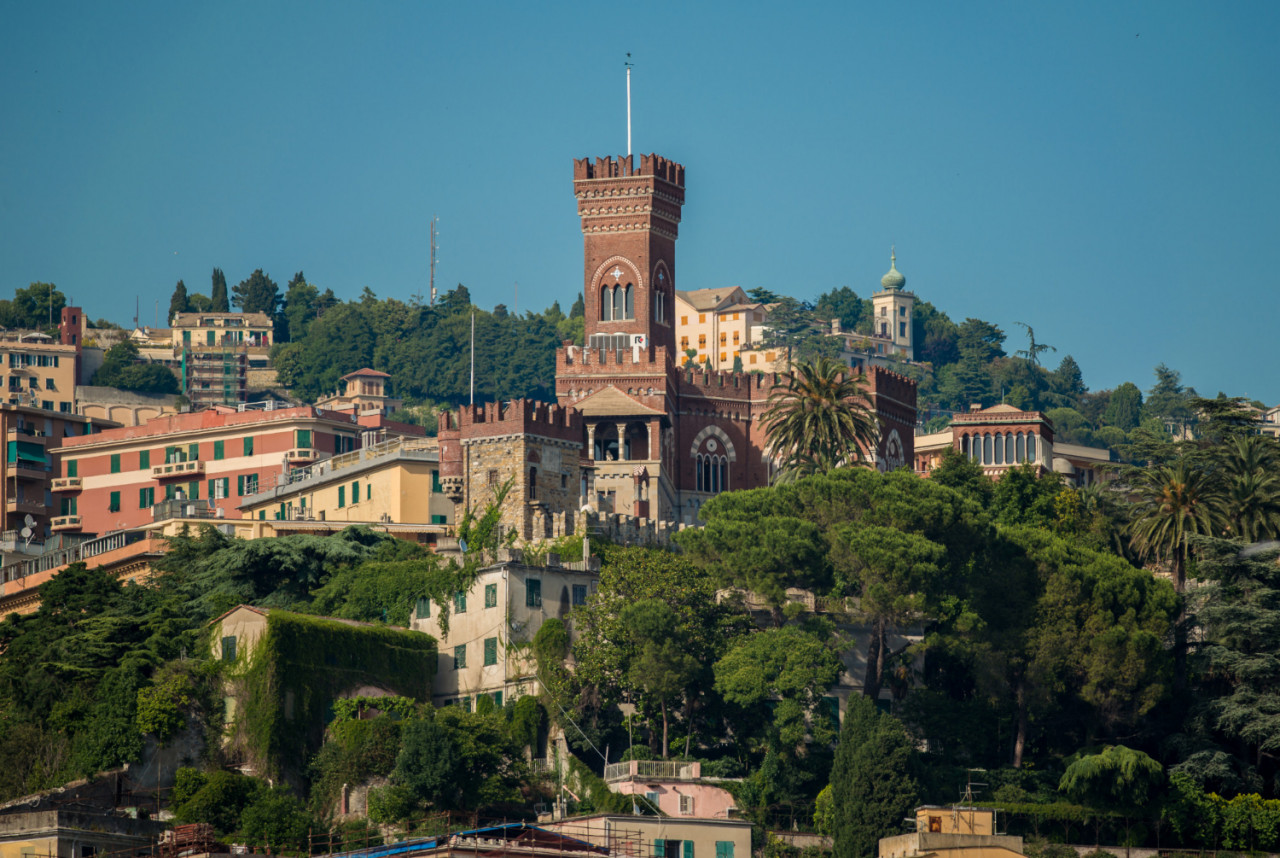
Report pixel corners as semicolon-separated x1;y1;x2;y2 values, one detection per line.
285;448;320;464
5;428;47;444
10;462;48;481
152;460;205;479
51;515;81;532
6;498;45;515
51;476;82;491
603;760;703;784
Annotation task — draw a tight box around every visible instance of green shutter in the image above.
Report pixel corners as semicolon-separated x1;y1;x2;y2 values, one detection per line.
297;429;312;448
214;440;224;460
454;591;467;613
67;459;77;477
109;491;120;512
683;842;694;858
454;644;466;669
244;436;254;456
338;486;345;508
352;481;359;503
484;637;498;666
431;514;447;524
139;450;149;469
188;443;199;461
432;470;442;492
485;583;497;608
526;578;542;608
110;453;120;473
189;481;199;500
493;690;503;708
416;597;430;619
716;844;734;858
655;843;665;858
222;636;237;662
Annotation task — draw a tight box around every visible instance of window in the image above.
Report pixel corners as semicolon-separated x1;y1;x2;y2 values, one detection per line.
41;400;52;411
139;487;154;509
698;313;706;323
110;453;121;474
899;322;907;338
213;440;224;460
572;584;587;606
487;469;499;486
416;596;430;619
211;478;229;500
485;583;498;608
108;491;120;512
483;637;498;666
715;844;735;858
431;514;447;524
528;466;537;500
454;591;467;613
296;429;312;448
526;578;542;608
338;486;345;508
243;436;254;456
929;817;943;833
453;644;466;669
188;443;199;461
432;469;442;493
367;483;371;500
493;690;503;708
460;696;471;713
67;459;77;478
680;315;688;325
683;839;695;858
698;334;706;347
351;481;359;503
139;449;150;470
222;636;237;662
60;497;77;516
719;332;726;345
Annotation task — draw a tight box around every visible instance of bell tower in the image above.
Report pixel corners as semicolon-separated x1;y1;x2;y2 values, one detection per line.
573;154;684;355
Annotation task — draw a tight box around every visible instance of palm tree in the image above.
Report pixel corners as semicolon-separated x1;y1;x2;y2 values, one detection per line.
1127;458;1226;593
762;357;879;483
1221;436;1280;542
1126;458;1227;688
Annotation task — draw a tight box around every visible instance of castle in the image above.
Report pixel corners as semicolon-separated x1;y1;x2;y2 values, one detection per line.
439;152;918;533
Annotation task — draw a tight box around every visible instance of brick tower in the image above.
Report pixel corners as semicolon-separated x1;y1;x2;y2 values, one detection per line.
574;154;684;355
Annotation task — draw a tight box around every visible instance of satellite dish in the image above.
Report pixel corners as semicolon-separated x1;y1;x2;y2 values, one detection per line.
23;515;35;528
458;539;468;554
20;527;32;547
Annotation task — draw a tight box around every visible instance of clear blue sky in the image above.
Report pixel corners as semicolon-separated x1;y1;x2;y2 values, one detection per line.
3;2;1277;402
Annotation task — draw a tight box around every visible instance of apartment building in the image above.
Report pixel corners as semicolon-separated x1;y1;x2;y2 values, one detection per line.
315;368;404;416
52;403;363;536
673;287;770;371
170;311;273;408
411;548;600;709
239;433;454;526
1;404;107;542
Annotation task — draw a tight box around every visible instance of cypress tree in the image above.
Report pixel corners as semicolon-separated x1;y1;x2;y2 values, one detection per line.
830;695;919;858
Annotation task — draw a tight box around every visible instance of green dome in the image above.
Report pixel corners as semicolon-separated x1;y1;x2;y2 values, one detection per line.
881;250;906;291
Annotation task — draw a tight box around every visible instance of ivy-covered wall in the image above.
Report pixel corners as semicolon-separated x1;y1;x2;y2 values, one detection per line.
225;611;436;783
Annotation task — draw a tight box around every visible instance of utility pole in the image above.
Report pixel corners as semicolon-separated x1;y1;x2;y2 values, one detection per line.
429;216;440;306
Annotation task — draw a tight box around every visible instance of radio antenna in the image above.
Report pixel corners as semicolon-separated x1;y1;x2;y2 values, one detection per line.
625;53;633;156
428;216;439;306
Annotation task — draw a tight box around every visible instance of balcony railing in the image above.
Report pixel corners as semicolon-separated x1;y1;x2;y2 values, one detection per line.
51;476;82;491
5;498;45;514
603;760;702;784
152;460;205;479
51;515;81;532
285;448;320;463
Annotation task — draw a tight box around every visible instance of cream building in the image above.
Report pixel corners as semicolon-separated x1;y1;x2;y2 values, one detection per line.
544;814;753;858
673;287;770;371
870;250;915;360
879;806;1022;858
239;434;454;526
411;548;600;709
0;333;78;414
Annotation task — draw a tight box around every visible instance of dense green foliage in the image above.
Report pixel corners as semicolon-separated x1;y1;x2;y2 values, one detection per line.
830;696;919;858
90;340;181;394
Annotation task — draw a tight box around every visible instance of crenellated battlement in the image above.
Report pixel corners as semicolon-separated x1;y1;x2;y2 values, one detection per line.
448;399;584;445
573;154;685;187
678;369;779;403
865;365;919;402
557;342;672;373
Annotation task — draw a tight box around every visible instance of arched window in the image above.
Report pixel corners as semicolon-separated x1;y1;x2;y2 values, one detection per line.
1016;433;1026;463
1005;434;1015;465
703;455;713;493
983;434;993;464
695;454;703;491
624;284;634;319
601;286;613;321
528;467;537;500
720;457;729;493
994;433;1004;465
614;286;626;321
1027;435;1037;462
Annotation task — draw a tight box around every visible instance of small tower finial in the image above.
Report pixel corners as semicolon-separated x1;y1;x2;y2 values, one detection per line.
891;244;896;267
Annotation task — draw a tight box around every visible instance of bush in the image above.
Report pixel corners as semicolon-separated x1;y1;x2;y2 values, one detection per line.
368;784;417;824
238;788;312;852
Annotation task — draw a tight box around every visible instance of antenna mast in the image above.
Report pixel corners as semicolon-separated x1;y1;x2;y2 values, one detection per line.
470;311;475;406
429;216;440;306
625;53;633;156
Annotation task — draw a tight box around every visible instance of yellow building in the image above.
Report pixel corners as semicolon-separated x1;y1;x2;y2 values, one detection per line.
238;434;455;527
0;810;165;858
673;287;770;371
0;334;78;414
879;807;1023;858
